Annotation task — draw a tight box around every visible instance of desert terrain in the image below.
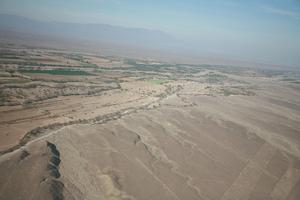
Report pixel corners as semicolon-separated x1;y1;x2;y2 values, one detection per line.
0;43;300;200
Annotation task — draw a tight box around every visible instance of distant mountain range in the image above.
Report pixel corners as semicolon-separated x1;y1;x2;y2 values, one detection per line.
0;14;293;69
0;14;175;49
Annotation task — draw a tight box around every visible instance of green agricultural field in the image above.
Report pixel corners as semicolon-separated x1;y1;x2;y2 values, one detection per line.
19;69;94;76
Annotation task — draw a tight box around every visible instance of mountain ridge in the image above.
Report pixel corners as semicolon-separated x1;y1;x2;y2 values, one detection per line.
0;14;175;48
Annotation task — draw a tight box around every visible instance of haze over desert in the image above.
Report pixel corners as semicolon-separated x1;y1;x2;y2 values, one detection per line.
0;0;300;199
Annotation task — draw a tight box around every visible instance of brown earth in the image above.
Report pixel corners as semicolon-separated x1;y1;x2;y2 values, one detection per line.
0;45;300;200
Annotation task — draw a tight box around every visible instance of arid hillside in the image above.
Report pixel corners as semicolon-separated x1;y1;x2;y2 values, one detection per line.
0;44;300;200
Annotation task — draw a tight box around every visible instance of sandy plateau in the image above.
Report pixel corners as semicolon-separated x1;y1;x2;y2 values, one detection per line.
0;44;300;200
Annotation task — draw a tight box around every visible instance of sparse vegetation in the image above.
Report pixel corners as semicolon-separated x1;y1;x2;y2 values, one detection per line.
205;72;228;84
147;79;167;85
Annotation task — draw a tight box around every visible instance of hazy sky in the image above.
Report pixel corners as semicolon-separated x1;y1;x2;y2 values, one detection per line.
1;0;300;66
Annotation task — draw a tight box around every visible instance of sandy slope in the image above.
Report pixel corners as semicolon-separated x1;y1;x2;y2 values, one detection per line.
1;79;299;200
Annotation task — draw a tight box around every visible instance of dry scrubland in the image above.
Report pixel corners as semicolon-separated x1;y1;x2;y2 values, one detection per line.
0;43;300;200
